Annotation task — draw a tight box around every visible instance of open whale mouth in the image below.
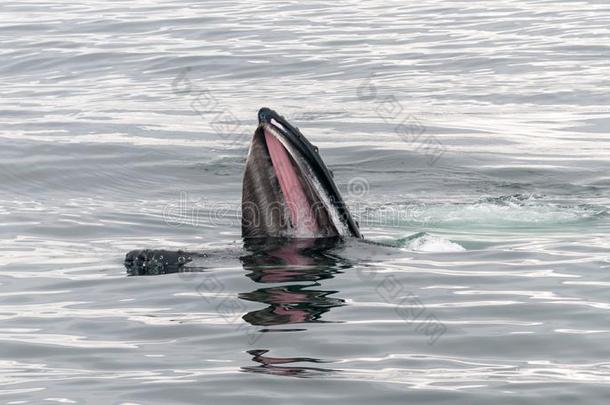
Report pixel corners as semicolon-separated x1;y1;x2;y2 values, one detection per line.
241;108;361;239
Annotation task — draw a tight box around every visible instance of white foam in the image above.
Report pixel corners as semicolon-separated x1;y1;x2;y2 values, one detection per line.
405;233;466;252
363;195;606;229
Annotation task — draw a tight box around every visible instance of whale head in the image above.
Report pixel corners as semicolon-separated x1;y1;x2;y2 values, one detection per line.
241;108;361;240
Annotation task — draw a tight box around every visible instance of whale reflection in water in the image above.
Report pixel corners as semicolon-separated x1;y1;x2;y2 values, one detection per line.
240;238;350;328
239;238;348;376
242;349;338;377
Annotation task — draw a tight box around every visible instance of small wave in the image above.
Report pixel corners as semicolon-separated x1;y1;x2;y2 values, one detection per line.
399;232;466;252
360;194;606;229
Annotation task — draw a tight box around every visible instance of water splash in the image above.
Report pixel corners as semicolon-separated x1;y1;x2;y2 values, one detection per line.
380;232;466;252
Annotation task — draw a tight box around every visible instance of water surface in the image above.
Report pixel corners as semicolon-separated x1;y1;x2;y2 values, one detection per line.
1;1;610;404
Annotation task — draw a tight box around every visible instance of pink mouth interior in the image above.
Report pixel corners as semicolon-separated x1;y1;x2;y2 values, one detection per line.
264;128;320;236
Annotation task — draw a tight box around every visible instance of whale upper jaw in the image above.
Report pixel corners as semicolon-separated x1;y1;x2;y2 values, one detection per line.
241;108;362;240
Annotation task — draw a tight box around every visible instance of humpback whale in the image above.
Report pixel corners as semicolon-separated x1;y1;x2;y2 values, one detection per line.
125;108;365;276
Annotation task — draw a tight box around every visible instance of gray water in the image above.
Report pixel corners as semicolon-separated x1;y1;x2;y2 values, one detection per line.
2;0;610;403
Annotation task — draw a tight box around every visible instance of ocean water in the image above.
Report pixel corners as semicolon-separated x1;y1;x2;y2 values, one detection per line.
1;0;610;403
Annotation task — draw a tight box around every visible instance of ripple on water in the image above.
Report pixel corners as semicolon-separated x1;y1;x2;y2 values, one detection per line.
1;0;610;404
